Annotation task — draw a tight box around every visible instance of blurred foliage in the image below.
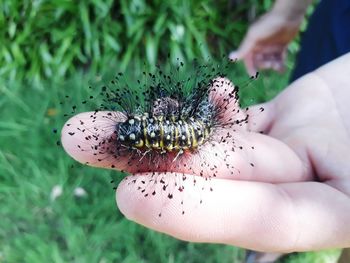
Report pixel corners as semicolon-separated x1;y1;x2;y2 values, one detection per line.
0;0;274;83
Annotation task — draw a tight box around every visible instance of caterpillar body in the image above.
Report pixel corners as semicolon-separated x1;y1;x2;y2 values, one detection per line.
116;87;217;156
60;60;258;216
118;114;211;153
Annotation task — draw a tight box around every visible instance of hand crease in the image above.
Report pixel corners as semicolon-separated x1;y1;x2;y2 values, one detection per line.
277;186;301;251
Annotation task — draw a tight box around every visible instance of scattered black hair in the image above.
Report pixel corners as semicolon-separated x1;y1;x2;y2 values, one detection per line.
59;58;261;216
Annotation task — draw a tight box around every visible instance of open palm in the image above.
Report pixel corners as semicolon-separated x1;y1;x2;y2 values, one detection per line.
61;53;350;252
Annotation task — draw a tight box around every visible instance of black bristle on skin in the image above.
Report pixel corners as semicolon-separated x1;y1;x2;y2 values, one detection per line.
60;59;261;216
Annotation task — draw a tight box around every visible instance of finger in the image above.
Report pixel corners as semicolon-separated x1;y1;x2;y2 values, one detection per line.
254;49;286;73
208;79;306;183
255;59;282;71
210;75;270;135
209;77;247;129
233;31;258;60
278;47;288;72
62;111;307;183
229;37;258;77
117;174;350;252
228;50;241;61
246;101;276;133
243;53;259;77
271;61;285;72
229;50;259;76
61;111;131;171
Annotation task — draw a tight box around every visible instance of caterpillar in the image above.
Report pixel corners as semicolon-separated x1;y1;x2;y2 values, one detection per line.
117;113;211;153
60;59;259;216
113;82;233;157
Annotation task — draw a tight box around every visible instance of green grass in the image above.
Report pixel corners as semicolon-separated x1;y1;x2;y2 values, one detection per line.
0;0;274;84
0;63;341;262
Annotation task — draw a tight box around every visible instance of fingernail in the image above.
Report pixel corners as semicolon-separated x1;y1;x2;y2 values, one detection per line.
228;51;240;61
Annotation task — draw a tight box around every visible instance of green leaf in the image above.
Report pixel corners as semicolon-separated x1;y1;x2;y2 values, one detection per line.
105;35;121;52
145;33;159;66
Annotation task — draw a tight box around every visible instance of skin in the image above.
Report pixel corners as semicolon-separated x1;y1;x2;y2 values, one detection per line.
61;53;350;252
229;0;313;76
228;0;350;259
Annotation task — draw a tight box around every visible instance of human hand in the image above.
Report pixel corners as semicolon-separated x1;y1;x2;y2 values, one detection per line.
61;53;350;252
229;10;303;76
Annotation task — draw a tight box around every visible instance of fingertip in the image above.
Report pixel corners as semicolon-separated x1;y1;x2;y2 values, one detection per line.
208;77;249;131
115;176;138;220
273;61;286;73
229;51;241;61
60;111;126;168
115;173;213;242
61;112;91;163
115;173;188;230
246;102;275;133
245;58;258;78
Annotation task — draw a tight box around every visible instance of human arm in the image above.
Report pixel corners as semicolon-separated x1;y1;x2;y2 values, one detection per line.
229;0;314;75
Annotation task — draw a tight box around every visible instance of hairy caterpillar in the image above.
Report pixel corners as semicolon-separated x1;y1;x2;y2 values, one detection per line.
60;60;259;216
